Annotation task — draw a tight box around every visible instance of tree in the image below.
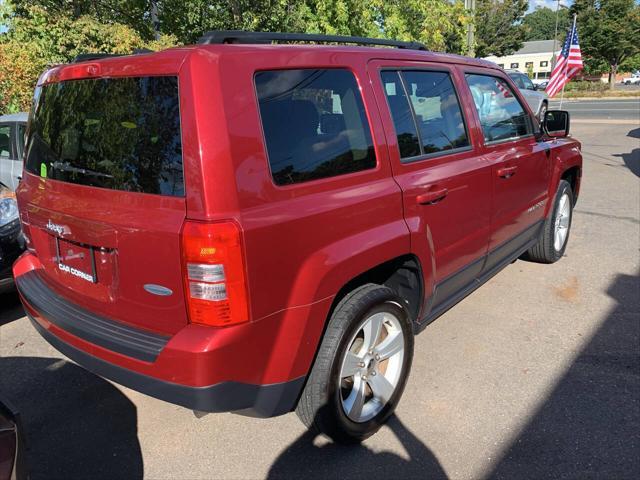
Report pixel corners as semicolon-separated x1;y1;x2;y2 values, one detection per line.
474;0;528;58
522;6;571;41
0;4;176;113
571;0;640;89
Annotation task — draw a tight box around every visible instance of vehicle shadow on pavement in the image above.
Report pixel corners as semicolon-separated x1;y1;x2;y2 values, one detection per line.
614;127;640;177
267;414;448;479
0;356;142;480
0;290;25;326
487;270;640;479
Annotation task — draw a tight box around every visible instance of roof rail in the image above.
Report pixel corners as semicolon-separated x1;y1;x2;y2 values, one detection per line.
197;30;427;51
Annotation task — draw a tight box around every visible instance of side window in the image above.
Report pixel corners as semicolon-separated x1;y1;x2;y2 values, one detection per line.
255;69;376;186
510;74;525;89
380;71;420;158
521;76;535;91
17;124;26;158
0;124;11;158
381;70;470;161
401;71;470;156
465;74;533;143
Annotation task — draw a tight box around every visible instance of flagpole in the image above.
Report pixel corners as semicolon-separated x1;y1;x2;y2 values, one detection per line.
559;13;577;109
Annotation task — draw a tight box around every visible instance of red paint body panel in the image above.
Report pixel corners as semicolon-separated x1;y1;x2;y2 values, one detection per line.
14;44;582;405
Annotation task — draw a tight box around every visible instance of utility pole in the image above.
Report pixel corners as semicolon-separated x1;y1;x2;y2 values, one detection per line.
151;1;160;41
551;0;561;69
465;0;476;57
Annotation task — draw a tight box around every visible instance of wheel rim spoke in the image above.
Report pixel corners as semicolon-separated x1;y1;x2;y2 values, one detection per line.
367;373;394;404
375;330;403;360
343;375;366;418
341;351;362;378
362;313;384;351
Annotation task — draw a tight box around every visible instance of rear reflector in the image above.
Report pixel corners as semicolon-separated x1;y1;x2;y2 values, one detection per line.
181;221;249;327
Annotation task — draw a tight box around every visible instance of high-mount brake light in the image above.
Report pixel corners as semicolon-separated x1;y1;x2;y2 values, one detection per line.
181;221;249;327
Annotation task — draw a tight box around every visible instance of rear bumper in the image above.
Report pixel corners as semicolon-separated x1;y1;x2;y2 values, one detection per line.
26;314;303;417
14;254;312;418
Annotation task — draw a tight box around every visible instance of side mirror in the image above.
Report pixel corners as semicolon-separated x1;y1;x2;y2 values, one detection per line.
542;110;570;138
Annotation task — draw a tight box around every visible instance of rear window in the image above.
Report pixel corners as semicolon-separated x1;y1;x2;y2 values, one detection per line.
25;76;183;196
255;69;376;186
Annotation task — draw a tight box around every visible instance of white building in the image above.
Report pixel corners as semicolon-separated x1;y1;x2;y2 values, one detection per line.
484;40;560;83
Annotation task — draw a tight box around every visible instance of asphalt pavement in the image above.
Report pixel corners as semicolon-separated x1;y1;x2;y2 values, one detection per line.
549;97;640;122
0;100;638;480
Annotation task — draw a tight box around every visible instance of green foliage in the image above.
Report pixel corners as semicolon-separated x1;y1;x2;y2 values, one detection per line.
571;0;640;86
522;6;571;42
0;4;176;113
374;0;471;54
474;0;528;58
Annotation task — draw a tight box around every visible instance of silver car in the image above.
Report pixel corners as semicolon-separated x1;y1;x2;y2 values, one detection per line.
0;112;28;191
506;70;548;120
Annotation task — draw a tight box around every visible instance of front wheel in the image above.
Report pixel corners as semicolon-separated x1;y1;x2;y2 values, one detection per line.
538;101;548;120
296;284;414;443
526;179;573;263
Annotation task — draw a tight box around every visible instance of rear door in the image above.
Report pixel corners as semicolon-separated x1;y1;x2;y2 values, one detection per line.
462;70;551;274
18;74;188;335
368;60;492;321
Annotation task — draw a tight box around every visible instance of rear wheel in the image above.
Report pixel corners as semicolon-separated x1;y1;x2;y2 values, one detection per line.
296;284;414;443
527;179;573;263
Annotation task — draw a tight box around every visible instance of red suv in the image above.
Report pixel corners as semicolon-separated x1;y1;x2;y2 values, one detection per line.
14;32;582;443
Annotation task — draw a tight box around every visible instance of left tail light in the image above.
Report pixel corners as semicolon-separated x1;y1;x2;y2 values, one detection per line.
180;221;250;327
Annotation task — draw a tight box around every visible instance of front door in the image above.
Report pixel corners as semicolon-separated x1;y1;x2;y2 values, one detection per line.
368;60;492;321
462;71;551;274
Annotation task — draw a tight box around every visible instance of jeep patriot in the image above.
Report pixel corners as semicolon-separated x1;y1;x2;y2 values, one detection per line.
13;31;582;443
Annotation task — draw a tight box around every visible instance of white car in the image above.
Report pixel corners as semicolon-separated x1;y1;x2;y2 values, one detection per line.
621;73;640;85
0;112;28;191
505;70;549;119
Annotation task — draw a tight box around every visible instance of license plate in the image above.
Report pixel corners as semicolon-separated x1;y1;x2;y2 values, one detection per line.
55;238;97;283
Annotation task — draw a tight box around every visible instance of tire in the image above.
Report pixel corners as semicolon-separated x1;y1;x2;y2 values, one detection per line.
296;284;414;444
526;179;573;263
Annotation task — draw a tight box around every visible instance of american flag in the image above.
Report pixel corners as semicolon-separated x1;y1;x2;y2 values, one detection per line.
546;18;583;98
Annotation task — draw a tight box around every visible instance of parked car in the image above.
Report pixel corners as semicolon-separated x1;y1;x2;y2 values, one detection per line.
0;112;28;191
620;72;640;85
0;183;24;292
536;80;550;91
0;396;27;480
13;31;582;443
506;70;549;119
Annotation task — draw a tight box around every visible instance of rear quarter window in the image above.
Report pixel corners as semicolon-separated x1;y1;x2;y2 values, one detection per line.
255;69;376;186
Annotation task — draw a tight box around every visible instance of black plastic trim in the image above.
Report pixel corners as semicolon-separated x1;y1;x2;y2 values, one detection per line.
16;270;169;362
28;314;304;417
417;220;543;332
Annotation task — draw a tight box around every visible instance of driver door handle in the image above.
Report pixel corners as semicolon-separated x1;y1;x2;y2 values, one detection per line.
416;187;448;205
497;165;518;178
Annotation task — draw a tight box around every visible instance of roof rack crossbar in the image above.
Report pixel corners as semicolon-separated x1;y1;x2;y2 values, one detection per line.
197;30;427;51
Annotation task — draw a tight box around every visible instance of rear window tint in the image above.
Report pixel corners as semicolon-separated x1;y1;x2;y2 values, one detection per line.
255;69;376;186
25;76;183;196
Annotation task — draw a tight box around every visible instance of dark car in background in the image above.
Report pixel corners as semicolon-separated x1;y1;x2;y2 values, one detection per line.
0;396;26;480
0;113;28;191
0;183;24;292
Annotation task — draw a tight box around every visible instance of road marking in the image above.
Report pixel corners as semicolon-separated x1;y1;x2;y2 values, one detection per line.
571;119;639;124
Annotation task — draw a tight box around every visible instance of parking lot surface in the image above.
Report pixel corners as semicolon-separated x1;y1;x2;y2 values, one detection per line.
1;117;638;479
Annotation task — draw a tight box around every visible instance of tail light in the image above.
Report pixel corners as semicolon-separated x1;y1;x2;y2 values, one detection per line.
181;221;249;327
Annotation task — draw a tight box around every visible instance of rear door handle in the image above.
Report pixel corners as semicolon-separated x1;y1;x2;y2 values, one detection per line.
416;187;448;205
497;166;518;178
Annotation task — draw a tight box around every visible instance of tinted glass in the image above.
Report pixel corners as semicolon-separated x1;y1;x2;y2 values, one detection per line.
401;71;470;156
25;76;183;196
509;73;525;88
381;71;420;159
256;69;376;186
17;123;26;157
0;125;10;158
466;74;533;143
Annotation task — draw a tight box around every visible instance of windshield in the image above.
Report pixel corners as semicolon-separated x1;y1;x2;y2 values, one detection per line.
25;76;184;196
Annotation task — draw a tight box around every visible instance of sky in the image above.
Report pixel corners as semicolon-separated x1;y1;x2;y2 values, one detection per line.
528;0;573;13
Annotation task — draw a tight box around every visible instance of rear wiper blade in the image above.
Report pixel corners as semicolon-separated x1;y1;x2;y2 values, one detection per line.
51;162;114;179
